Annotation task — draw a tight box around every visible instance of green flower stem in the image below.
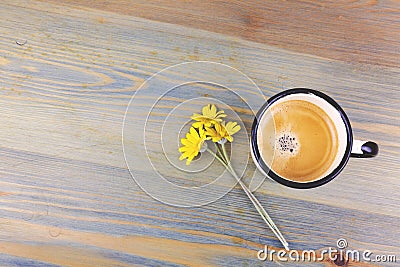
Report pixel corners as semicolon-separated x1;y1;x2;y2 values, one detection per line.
216;143;290;251
206;148;230;170
214;143;227;164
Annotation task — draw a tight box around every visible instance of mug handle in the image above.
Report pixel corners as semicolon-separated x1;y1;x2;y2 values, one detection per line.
351;140;379;158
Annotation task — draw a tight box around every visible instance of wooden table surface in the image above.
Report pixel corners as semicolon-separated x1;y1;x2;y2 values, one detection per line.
1;0;399;266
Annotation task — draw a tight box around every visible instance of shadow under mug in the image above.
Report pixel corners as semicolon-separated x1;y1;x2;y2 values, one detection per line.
250;88;379;189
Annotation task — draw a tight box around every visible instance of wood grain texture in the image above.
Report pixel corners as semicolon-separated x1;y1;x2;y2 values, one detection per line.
1;0;399;266
39;0;400;68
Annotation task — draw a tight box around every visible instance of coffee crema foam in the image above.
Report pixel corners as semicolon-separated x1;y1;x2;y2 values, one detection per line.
257;99;340;182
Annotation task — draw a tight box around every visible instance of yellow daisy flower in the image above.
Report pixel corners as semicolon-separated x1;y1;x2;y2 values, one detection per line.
179;127;209;165
191;104;226;129
206;121;241;143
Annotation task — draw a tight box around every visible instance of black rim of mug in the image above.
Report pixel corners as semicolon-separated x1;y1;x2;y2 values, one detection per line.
251;88;353;189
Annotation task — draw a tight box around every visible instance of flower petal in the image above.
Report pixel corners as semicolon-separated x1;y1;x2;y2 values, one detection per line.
226;121;241;135
181;138;191;146
192;121;204;129
191;113;203;121
210;104;217;115
202;105;210;117
189;127;199;137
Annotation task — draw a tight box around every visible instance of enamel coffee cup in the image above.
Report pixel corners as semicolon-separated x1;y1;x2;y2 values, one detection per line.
251;88;378;189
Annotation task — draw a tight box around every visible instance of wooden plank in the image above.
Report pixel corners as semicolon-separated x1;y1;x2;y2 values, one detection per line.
38;0;400;68
0;0;399;266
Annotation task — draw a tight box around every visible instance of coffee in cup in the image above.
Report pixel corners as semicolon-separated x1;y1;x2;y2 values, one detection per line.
251;88;378;189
